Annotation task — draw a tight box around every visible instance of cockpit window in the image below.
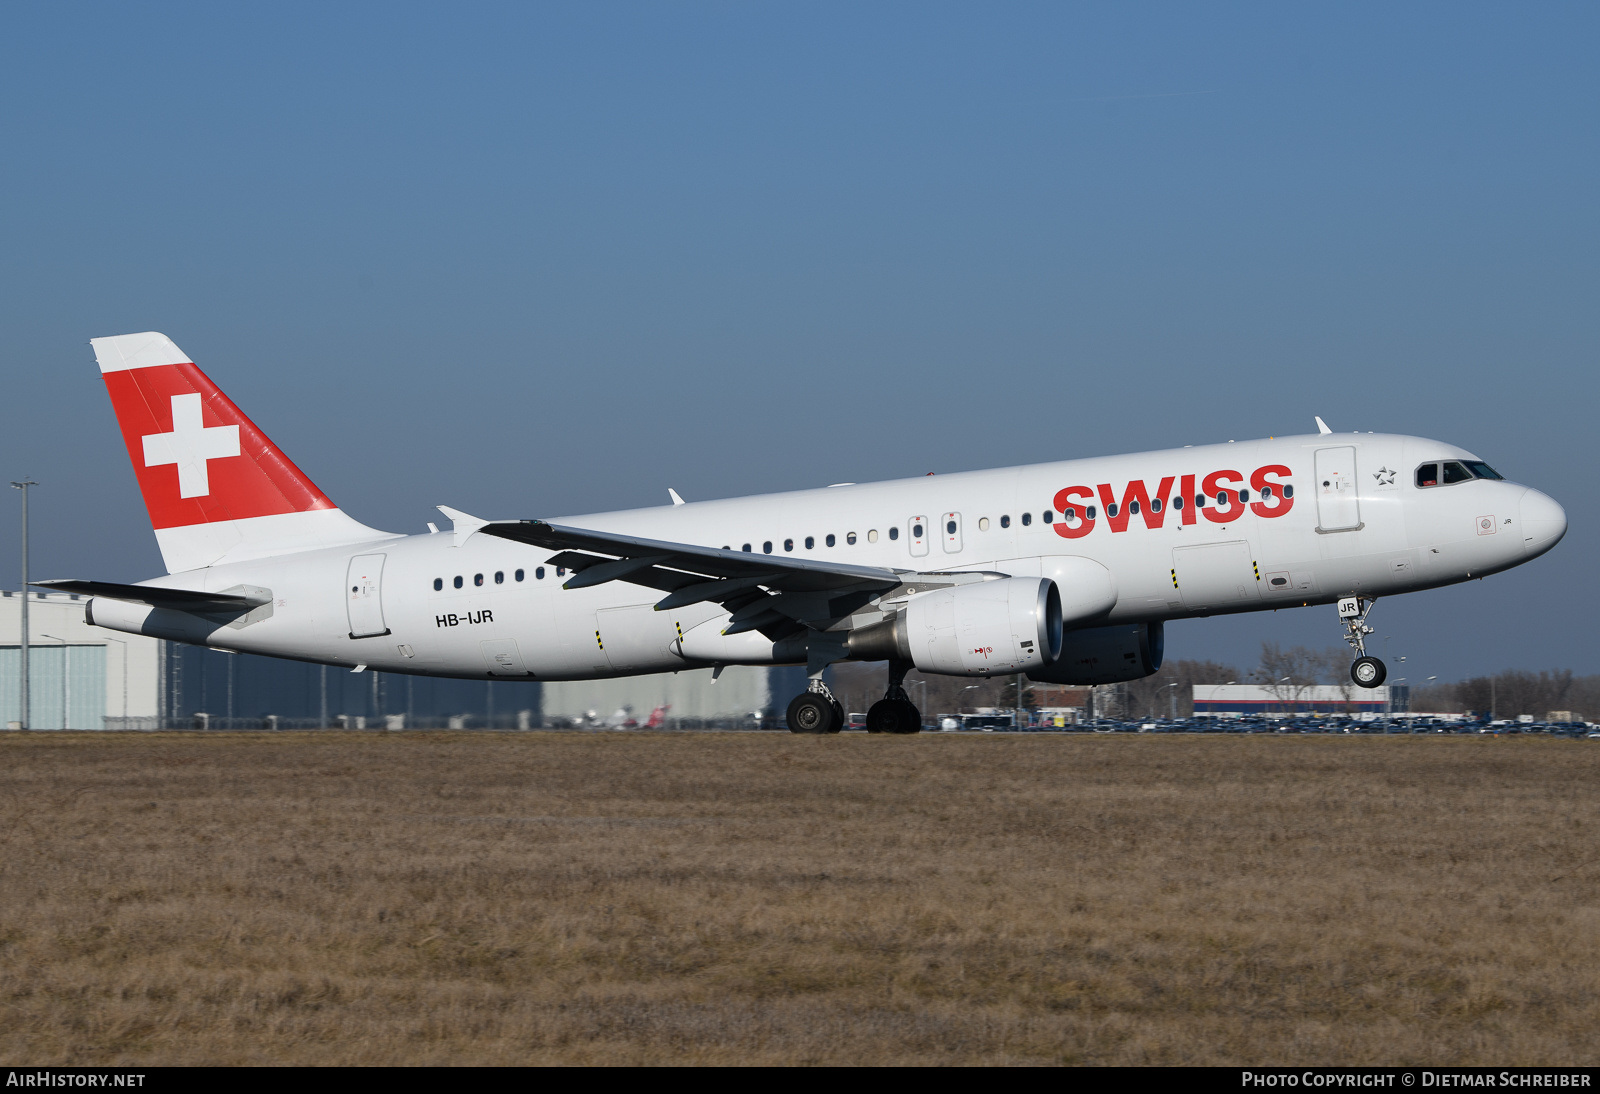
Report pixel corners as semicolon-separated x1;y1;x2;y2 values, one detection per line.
1416;463;1439;488
1442;461;1473;485
1464;461;1503;480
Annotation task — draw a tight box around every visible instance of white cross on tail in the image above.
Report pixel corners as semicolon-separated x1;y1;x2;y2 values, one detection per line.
142;393;241;498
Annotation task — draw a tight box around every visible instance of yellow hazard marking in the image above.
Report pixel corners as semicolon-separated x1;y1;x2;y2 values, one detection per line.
1253;561;1261;581
595;630;604;650
1170;568;1179;589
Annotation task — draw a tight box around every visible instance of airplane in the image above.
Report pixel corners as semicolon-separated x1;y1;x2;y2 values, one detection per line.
40;331;1568;735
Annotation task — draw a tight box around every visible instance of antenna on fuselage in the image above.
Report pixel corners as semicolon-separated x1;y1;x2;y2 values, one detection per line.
1314;416;1333;434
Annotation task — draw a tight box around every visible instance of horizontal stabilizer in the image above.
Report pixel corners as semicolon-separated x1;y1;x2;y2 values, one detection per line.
32;579;270;614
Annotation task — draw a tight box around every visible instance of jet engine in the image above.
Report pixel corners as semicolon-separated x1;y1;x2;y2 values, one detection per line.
1026;621;1164;686
850;577;1062;676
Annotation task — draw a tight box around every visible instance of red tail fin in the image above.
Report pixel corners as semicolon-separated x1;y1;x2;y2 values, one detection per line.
92;332;390;572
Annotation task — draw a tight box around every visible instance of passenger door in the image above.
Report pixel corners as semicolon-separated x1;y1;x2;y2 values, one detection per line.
346;554;390;638
1314;447;1362;532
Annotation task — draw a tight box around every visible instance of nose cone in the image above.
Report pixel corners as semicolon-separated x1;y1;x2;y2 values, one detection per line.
1520;488;1567;558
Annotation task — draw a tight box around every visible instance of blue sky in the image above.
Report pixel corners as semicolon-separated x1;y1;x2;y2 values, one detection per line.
2;2;1595;680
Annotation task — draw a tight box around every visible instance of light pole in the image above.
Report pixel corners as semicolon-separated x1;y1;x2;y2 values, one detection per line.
11;480;35;730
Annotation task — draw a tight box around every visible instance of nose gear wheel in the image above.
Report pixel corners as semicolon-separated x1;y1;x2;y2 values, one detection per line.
1338;597;1387;689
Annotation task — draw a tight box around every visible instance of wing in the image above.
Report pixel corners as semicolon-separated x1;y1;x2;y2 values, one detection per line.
32;579;270;614
479;520;905;636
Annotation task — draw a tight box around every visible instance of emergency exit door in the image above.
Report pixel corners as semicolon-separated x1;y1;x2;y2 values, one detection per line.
1314;447;1362;532
346;554;390;638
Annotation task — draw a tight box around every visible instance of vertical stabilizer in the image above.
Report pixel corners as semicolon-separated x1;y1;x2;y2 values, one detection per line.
92;332;394;573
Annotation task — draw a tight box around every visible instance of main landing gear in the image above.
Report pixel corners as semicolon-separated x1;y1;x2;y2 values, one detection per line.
787;681;844;734
1338;596;1388;688
865;659;922;735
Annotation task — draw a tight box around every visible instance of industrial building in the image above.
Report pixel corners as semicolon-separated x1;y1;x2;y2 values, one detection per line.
0;590;161;728
1192;683;1409;717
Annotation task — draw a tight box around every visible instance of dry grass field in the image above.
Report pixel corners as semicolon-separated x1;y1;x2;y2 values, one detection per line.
1;730;1597;1066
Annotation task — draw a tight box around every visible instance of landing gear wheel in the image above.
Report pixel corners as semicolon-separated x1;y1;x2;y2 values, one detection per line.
866;698;922;734
1351;656;1387;688
787;692;842;734
891;699;922;734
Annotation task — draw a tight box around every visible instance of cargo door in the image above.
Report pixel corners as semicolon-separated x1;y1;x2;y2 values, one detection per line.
597;604;676;672
1314;447;1362;532
908;515;930;557
346;554;390;638
1172;541;1260;610
941;512;962;553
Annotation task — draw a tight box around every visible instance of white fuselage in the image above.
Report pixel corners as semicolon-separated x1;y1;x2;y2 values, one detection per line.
98;432;1565;681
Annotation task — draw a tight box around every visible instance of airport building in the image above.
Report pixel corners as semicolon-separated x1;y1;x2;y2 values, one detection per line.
1192;683;1408;717
0;590;162;729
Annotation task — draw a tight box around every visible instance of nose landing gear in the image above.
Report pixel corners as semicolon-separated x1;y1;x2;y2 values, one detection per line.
865;658;922;734
1339;596;1387;688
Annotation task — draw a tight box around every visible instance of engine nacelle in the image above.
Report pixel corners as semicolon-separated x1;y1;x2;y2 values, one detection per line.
1026;621;1164;685
890;577;1062;676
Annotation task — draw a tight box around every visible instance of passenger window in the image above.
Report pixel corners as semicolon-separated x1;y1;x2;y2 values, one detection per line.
1021;512;1032;526
1042;511;1053;523
1195;494;1205;508
494;571;504;584
889;527;900;540
1215;492;1227;506
1442;461;1472;485
433;578;443;591
1416;463;1439;488
1260;486;1273;500
1238;490;1249;503
977;517;989;531
868;530;878;543
1172;496;1183;511
1127;501;1139;516
824;534;833;547
1283;485;1294;499
535;567;544;580
474;573;484;586
1000;514;1010;528
806;536;815;549
784;538;794;552
1087;506;1097;520
453;576;463;589
557;567;566;577
1150;498;1162;512
763;541;773;554
847;532;857;545
945;520;956;534
912;523;923;537
1107;504;1119;518
742;543;752;552
1063;507;1076;521
515;569;524;582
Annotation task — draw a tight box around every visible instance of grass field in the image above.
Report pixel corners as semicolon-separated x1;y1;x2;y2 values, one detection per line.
1;730;1596;1065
